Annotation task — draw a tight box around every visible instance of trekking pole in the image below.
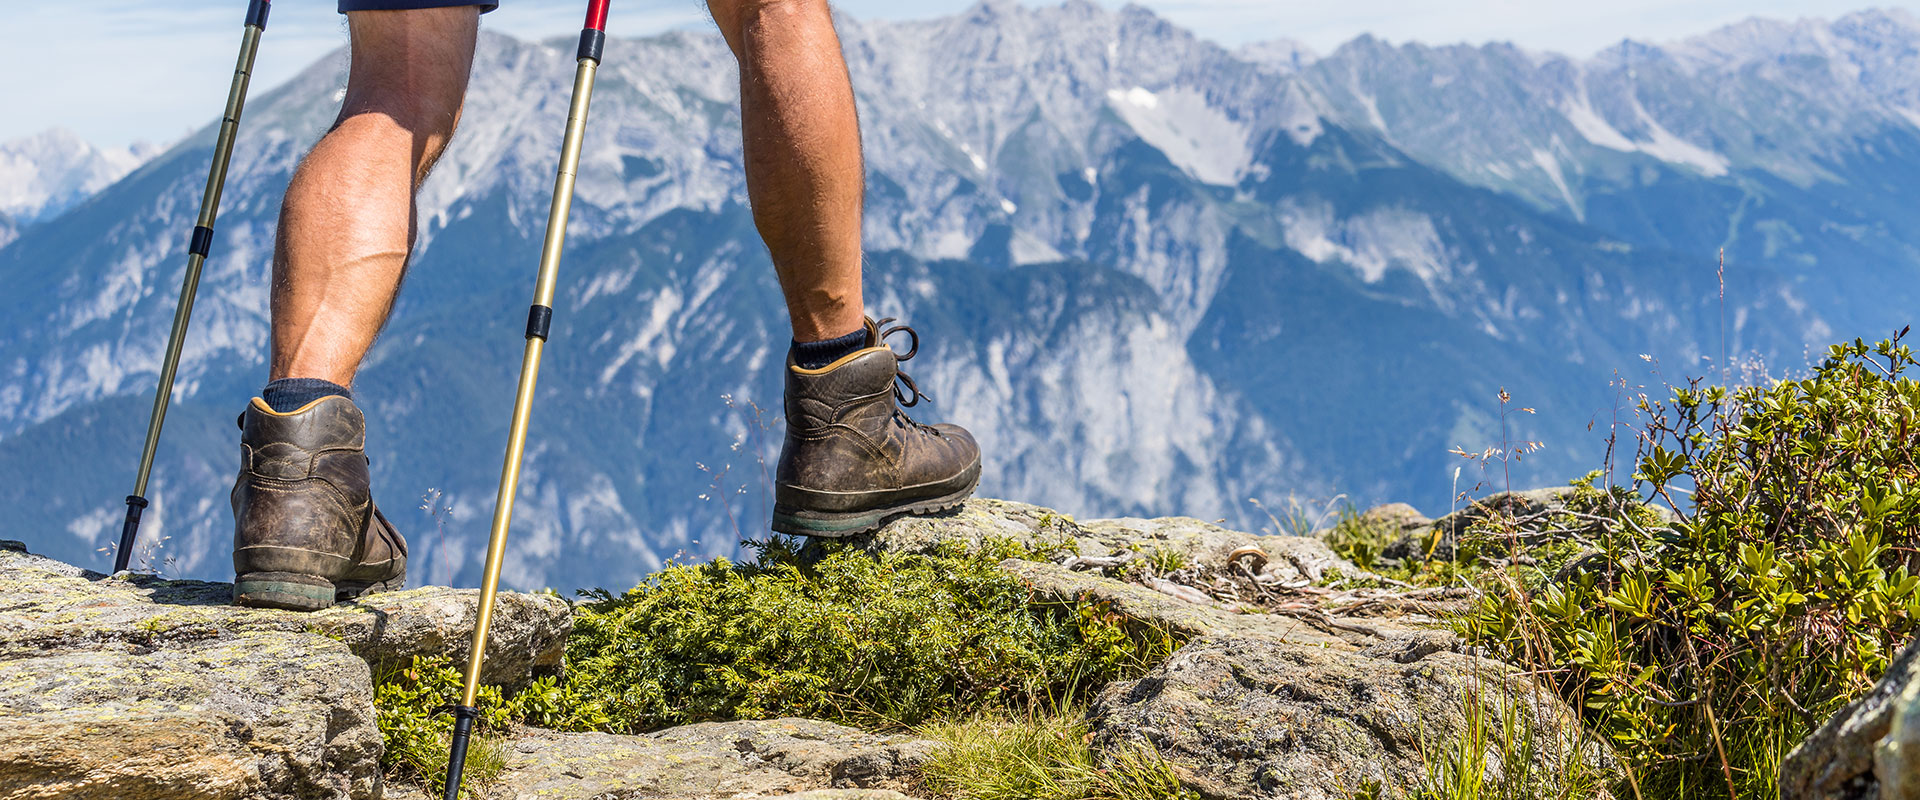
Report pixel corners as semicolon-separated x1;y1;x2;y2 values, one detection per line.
442;1;608;795
113;0;272;573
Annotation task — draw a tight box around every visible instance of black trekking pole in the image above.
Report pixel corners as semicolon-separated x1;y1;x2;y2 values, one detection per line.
113;0;272;573
441;1;609;795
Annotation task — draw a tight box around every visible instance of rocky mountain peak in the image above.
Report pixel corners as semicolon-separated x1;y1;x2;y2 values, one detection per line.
0;127;159;222
1235;38;1318;73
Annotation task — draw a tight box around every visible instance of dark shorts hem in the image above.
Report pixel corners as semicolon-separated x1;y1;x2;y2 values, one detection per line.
338;0;497;13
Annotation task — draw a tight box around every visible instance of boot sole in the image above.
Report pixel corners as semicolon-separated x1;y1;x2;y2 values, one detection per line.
771;476;980;538
234;570;406;612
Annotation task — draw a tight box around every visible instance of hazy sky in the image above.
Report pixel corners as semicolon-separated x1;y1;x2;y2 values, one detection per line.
5;0;1913;149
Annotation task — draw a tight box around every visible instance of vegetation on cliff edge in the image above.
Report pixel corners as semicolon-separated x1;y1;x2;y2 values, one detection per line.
375;535;1184;795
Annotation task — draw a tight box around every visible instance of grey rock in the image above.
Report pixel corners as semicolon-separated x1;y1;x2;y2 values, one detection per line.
999;557;1436;651
1355;502;1431;534
310;586;571;688
476;718;933;800
1430;487;1580;537
0;630;381;800
836;498;1096;557
1882;674;1920;800
646;718;932;791
0;542;570;799
1088;634;1616;800
1782;636;1920;800
988;510;1615;800
1381;487;1672;566
0;544;571;689
1380;488;1579;563
848;499;1358;588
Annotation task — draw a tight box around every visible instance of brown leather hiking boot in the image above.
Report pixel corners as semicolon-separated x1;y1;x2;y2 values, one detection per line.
772;317;982;536
230;395;406;611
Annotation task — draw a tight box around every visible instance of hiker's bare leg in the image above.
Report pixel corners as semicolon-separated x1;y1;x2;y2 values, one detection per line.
709;0;866;341
269;7;479;385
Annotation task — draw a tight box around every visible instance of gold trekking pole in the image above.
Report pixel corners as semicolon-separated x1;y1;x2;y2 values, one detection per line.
441;0;609;795
114;0;273;573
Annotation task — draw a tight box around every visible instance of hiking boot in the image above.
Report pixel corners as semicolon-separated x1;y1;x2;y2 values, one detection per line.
230;395;407;611
772;317;982;536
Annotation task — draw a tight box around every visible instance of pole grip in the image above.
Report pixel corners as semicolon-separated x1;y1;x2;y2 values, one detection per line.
442;705;479;799
114;495;149;573
578;0;609;61
245;0;271;29
576;29;605;63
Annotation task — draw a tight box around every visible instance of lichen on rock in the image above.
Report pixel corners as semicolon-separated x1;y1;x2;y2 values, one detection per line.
472;719;933;800
0;541;571;800
1782;636;1920;800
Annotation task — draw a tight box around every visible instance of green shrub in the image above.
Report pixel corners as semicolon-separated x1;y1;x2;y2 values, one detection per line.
372;657;519;796
1461;334;1920;798
548;537;1179;731
1320;506;1394;572
376;537;1182;747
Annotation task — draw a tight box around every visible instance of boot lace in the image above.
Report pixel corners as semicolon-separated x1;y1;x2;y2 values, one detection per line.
876;317;940;435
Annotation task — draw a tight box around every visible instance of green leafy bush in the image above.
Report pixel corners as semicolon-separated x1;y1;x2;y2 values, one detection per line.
1461;334;1920;798
376;536;1182;772
372;657;519;796
1320;506;1395;573
547;537;1180;731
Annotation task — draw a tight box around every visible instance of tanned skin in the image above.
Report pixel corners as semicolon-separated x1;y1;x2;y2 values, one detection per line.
268;0;866;387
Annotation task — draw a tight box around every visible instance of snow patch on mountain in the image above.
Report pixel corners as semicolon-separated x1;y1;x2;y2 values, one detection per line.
1627;101;1730;177
0;128;160;222
1279;200;1460;285
600;287;684;386
1009;230;1065;265
1559;95;1638;151
1104;86;1254;185
1556;93;1730;176
1529;148;1579;216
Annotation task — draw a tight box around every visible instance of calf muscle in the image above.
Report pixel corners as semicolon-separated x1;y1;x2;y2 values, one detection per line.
269;7;478;385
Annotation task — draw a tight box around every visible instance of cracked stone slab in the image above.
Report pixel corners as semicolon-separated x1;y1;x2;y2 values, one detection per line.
998;557;1454;656
0;631;382;800
476;718;933;800
0;543;570;688
1089;634;1617;800
840;499;1358;588
0;541;571;799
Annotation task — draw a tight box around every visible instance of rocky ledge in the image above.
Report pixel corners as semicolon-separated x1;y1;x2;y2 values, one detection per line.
0;539;569;800
384;719;932;800
852;499;1615;799
0;494;1693;799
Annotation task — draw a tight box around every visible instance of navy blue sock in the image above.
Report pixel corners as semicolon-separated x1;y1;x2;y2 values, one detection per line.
790;327;869;369
261;378;352;413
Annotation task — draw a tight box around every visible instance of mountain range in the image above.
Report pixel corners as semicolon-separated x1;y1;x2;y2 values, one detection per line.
0;129;159;244
0;2;1910;591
